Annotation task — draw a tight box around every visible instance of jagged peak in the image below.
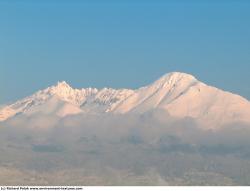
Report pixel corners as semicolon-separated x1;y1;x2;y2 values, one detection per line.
57;80;70;86
1;71;250;126
54;81;72;90
52;81;98;93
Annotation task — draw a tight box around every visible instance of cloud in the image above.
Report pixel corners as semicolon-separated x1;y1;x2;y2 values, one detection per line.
0;111;250;185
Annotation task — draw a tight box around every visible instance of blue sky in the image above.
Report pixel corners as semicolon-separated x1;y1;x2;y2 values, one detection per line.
1;0;250;104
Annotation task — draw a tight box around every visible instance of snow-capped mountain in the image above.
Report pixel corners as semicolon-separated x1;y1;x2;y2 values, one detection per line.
1;72;250;128
0;81;134;120
112;72;250;127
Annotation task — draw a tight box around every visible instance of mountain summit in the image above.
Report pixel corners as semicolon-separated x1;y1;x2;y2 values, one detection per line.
1;72;250;128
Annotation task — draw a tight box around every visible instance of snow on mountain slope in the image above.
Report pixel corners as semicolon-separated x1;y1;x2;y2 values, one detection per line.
0;72;250;128
0;81;94;120
0;81;134;121
80;88;134;113
112;72;250;128
22;96;83;117
111;72;198;113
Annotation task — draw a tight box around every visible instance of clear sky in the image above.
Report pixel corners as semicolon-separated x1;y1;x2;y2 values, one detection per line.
1;0;250;104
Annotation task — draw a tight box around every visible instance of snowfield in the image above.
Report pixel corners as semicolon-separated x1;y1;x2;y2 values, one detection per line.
0;72;250;185
1;72;250;128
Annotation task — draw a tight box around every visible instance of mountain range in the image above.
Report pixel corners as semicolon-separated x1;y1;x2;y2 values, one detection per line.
1;72;250;129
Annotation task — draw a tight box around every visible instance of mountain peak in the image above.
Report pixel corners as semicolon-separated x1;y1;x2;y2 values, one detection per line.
148;72;198;90
160;72;197;83
55;81;71;89
1;71;250;128
47;81;74;99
